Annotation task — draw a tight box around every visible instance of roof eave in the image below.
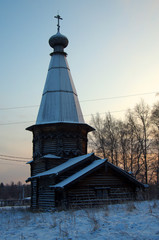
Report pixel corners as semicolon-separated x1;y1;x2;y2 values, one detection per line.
51;159;108;189
26;153;95;181
26;122;95;132
107;161;146;188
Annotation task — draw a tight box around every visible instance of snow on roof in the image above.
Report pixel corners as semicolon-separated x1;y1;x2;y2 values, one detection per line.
51;159;107;188
107;162;146;188
41;154;61;159
26;154;61;164
29;153;94;180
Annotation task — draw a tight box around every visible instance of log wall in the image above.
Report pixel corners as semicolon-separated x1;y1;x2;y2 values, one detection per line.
62;166;136;208
31;178;55;210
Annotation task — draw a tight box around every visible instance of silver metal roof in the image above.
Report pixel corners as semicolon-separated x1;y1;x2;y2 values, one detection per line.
36;37;84;125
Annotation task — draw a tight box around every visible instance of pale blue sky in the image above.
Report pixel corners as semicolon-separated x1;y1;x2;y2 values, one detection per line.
0;0;159;183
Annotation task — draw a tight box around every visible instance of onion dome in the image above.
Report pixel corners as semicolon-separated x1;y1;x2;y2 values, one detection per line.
49;32;69;49
49;15;69;53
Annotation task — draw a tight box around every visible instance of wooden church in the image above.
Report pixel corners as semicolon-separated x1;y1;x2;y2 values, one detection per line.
26;16;146;210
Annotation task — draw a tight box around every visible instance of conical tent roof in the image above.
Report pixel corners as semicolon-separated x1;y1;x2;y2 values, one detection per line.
36;31;84;125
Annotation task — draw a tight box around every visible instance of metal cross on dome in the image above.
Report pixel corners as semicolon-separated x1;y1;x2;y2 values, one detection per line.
54;14;63;32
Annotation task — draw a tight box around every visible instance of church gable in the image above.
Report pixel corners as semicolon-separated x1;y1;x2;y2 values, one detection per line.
51;161;145;209
29;155;145;210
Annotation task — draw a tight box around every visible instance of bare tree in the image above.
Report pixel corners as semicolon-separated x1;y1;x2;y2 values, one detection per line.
89;113;119;164
89;113;107;158
134;100;151;184
89;100;158;185
126;110;136;173
104;113;119;165
117;120;129;171
126;109;144;179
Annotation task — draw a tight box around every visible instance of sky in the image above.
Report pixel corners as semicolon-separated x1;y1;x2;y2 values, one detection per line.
0;0;159;184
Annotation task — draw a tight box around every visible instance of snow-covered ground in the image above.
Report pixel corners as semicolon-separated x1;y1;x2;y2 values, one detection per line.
0;201;159;240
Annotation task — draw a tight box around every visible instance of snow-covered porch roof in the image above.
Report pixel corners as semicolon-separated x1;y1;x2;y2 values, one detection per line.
26;153;94;182
50;159;107;189
40;154;61;159
50;159;147;190
26;154;61;164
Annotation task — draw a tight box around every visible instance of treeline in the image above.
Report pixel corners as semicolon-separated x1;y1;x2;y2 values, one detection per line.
89;100;159;185
0;182;31;200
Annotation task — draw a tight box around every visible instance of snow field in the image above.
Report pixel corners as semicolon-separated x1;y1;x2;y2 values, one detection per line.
0;200;159;240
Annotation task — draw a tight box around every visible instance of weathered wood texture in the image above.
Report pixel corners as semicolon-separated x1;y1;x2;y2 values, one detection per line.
31;178;55;210
31;123;89;160
31;179;37;210
31;161;141;210
57;166;137;208
29;122;93;210
0;199;30;207
38;186;55;210
31;158;66;176
28;122;144;210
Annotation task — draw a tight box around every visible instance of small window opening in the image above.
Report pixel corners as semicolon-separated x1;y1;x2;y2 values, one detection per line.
95;187;110;199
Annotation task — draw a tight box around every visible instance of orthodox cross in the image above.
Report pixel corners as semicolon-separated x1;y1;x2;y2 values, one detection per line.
54;14;63;32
